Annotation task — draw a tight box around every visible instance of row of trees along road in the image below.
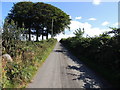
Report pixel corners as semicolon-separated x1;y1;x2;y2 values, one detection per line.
6;2;71;41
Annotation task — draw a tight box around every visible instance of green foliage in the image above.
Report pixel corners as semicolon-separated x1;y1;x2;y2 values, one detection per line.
2;3;58;88
2;19;25;56
3;19;22;41
73;28;84;38
2;38;57;88
7;1;34;41
2;35;57;88
7;1;71;41
60;28;120;87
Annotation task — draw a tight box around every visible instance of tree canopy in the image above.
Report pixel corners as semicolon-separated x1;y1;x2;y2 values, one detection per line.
7;2;71;41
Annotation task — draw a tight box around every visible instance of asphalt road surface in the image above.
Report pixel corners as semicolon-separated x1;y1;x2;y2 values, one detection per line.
27;42;110;88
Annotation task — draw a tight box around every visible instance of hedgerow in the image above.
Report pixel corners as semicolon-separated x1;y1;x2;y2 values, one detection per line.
60;28;120;87
1;19;57;88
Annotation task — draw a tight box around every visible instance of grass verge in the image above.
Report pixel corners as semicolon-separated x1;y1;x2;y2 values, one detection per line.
2;38;57;88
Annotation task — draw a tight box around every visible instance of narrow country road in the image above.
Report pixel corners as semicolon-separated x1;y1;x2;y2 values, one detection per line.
27;42;110;88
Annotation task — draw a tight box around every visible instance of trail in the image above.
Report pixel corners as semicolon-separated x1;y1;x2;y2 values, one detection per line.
27;42;110;88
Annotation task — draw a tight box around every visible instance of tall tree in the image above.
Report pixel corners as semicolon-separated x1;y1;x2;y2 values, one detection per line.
32;2;71;41
7;2;71;41
7;2;34;41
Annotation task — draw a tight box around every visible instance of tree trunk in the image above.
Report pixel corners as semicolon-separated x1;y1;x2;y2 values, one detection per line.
36;29;39;41
42;29;44;40
28;28;31;41
42;35;44;40
46;34;48;39
26;34;27;41
46;29;48;39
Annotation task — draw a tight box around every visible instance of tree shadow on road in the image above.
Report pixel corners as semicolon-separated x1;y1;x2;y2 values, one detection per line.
59;43;110;88
66;65;102;88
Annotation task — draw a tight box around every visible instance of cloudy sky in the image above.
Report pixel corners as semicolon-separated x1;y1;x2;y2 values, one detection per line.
1;0;119;41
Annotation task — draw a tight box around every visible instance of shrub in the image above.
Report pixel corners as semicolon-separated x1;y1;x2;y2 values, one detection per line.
60;28;120;87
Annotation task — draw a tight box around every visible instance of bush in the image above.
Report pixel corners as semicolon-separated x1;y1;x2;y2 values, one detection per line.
2;38;57;88
60;28;120;87
2;16;58;88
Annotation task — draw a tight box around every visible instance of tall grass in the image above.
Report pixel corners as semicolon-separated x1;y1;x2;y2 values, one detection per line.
2;38;57;88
